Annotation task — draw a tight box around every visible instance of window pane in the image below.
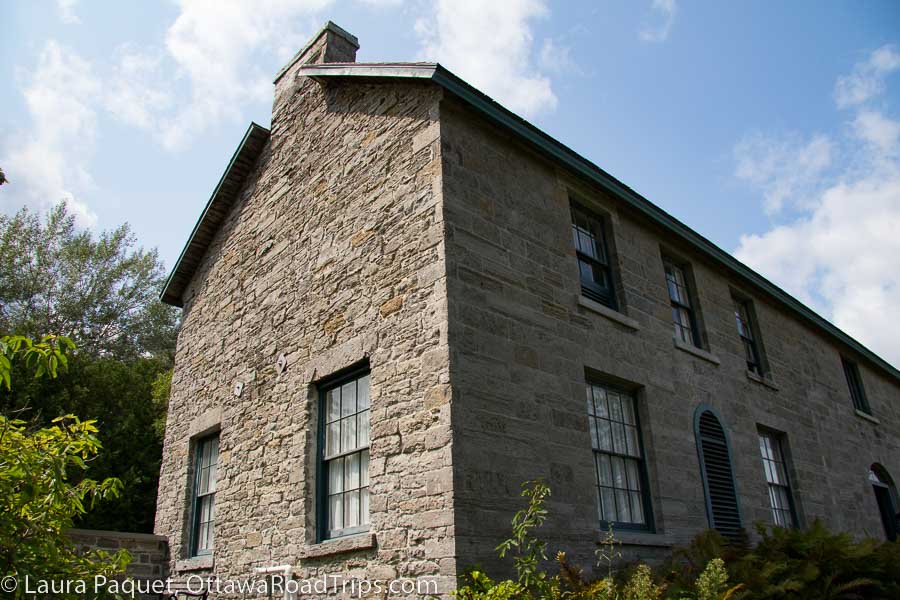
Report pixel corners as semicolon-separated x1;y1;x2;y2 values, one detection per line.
630;491;644;524
592;386;608;418
601;488;617;522
596;418;613;452
328;457;344;494
341;414;357;452
199;465;210;495
345;490;360;528
625;458;641;492
620;398;636;425
345;452;361;490
341;381;357;417
612;422;627;454
357;410;370;447
624;425;639;457
357;375;370;410
616;489;632;523
360;450;370;487
608;394;623;422
597;454;613;486
326;421;340;456
360;488;370;525
589;418;600;449
207;463;217;493
586;387;595;416
198;523;209;551
611;457;626;488
329;494;343;532
326;388;341;423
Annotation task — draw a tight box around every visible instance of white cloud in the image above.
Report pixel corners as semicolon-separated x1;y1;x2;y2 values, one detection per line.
639;0;677;43
539;38;576;74
853;110;900;156
1;41;98;227
156;0;334;150
734;132;832;215
57;0;81;24
415;0;557;118
834;44;900;108
734;45;900;368
105;47;173;131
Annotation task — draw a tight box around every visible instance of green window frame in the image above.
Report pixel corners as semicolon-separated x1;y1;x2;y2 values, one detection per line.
190;433;219;556
318;367;371;541
586;381;653;530
663;259;699;346
732;296;763;375
757;429;797;529
572;203;617;309
842;357;871;414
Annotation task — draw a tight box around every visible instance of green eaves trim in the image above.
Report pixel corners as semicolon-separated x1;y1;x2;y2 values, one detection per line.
298;62;898;380
160;122;270;307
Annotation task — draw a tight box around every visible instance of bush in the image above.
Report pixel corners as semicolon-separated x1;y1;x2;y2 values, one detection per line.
454;481;900;600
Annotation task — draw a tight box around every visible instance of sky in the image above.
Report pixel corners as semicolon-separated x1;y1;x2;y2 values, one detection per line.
1;0;899;368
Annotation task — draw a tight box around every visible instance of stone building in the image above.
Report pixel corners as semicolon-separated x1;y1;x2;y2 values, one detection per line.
156;21;900;596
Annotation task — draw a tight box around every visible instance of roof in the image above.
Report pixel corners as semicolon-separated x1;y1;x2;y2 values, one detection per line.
160;122;269;307
161;61;899;381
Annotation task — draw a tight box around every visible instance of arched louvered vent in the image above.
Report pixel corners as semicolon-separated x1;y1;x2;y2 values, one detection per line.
696;409;742;541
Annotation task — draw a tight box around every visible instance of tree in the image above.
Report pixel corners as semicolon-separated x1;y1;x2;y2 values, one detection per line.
0;167;7;186
0;335;129;599
0;204;179;532
0;203;177;360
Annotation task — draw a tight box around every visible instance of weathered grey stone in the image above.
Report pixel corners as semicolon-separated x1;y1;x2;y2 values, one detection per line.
154;21;900;599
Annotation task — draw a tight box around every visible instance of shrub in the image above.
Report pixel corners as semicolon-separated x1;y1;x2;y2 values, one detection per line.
454;481;900;600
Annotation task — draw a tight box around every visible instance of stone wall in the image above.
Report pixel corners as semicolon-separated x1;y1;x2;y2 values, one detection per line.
68;529;168;582
439;97;899;575
155;35;456;597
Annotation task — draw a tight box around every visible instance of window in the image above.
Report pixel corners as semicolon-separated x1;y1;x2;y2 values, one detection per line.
732;296;763;374
586;382;652;529
694;407;742;541
663;259;698;346
869;464;898;541
319;369;370;540
191;434;219;556
757;430;797;528
842;357;871;414
572;203;616;308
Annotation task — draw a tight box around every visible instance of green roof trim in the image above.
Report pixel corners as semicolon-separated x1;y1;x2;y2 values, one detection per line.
161;122;270;307
298;62;899;380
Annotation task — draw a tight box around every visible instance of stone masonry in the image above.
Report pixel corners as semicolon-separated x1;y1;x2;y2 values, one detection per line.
156;21;900;597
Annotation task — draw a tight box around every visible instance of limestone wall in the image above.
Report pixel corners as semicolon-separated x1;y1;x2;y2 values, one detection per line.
439;97;899;574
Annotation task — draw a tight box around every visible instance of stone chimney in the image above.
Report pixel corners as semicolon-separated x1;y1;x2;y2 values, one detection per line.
273;21;359;114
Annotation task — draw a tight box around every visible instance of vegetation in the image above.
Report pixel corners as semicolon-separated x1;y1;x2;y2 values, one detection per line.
1;335;129;599
0;204;177;532
455;481;900;600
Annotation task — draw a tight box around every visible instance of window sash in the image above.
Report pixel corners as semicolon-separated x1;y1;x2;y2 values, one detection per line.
665;262;698;346
734;299;762;373
319;370;371;540
758;432;796;528
842;358;870;413
572;205;616;308
586;383;651;530
191;435;219;556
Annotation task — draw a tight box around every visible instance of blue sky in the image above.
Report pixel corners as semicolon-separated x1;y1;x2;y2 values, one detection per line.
2;0;899;366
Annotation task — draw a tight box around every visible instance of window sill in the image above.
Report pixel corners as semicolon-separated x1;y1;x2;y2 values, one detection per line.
595;529;675;548
854;409;880;424
174;555;214;572
746;370;778;391
300;532;376;559
577;296;640;331
673;337;720;365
